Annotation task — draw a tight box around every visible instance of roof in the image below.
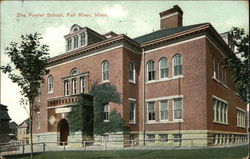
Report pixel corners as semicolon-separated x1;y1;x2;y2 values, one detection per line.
0;104;11;120
133;23;208;44
19;118;30;128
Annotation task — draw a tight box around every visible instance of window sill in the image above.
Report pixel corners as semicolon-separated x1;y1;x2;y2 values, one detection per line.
146;76;184;84
212;77;228;88
172;75;184;79
48;91;53;94
146;120;184;124
213;121;228;125
146;120;156;124
237;126;246;128
104;120;109;122
129;121;136;125
129;80;136;84
173;119;184;123
102;80;110;83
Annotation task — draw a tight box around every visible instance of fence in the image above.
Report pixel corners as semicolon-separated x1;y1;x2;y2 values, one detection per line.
0;136;248;157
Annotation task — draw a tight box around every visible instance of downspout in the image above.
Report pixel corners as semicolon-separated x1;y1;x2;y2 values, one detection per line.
142;47;146;146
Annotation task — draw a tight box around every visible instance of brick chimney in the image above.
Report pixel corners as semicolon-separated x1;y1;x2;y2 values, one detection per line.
159;5;183;29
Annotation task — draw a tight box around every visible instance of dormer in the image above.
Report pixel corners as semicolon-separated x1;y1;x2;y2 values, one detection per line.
64;24;106;52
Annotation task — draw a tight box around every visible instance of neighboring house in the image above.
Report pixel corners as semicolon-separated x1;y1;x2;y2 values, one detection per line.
9;121;18;141
17;119;30;144
32;5;247;147
0;104;11;143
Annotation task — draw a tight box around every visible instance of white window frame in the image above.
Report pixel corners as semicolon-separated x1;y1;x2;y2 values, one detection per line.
80;76;86;93
159;57;168;79
160;100;168;121
147;60;156;81
129;98;136;124
147;101;156;122
72;78;78;95
73;35;79;49
64;80;70;96
66;38;72;51
236;107;246;128
104;104;109;122
80;32;87;47
172;54;183;77
102;60;109;82
173;98;183;121
48;75;54;93
129;61;136;83
212;96;228;124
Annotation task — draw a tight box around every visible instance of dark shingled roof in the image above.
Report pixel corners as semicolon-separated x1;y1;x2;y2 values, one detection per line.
0;104;11;120
133;23;208;44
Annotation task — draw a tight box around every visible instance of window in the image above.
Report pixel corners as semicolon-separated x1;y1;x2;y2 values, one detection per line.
48;75;53;93
102;61;109;81
160;58;168;78
147;134;155;143
159;134;168;142
104;104;109;122
129;100;136;124
173;54;183;76
66;38;72;51
73;35;79;49
160;100;168;121
129;62;136;83
80;77;86;93
36;112;41;129
80;33;86;46
72;79;78;95
64;80;69;96
173;98;183;120
173;134;182;142
147;61;155;81
213;97;228;124
71;68;79;76
237;108;246;128
147;102;155;121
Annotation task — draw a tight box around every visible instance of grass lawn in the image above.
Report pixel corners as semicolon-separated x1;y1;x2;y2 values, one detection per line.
4;145;247;159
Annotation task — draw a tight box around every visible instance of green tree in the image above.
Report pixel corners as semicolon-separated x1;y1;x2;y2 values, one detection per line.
68;82;127;139
1;33;49;159
67;94;93;140
226;27;249;102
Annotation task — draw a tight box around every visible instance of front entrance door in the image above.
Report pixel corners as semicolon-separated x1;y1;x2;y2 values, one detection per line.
58;119;69;145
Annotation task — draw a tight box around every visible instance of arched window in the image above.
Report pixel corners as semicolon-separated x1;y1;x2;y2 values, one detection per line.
173;54;183;76
129;61;136;83
102;60;109;81
147;60;155;81
159;58;168;78
71;68;79;76
48;75;54;93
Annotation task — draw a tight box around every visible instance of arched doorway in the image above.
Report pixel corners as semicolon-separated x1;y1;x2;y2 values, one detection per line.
57;119;69;145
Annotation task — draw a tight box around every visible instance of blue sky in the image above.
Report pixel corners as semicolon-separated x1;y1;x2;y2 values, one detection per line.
0;1;249;124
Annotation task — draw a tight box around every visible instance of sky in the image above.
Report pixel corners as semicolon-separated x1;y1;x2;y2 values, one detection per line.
0;1;249;124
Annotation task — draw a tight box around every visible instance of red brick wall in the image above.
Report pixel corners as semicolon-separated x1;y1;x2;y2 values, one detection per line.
206;39;247;133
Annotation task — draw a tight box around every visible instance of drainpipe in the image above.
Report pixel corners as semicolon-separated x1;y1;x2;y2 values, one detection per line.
142;48;146;146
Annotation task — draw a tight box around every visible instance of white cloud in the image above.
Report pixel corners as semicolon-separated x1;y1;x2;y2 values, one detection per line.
42;25;68;57
101;4;128;18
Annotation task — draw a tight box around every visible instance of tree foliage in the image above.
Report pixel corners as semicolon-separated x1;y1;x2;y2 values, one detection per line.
226;27;249;102
1;33;50;101
0;33;50;158
68;82;127;138
67;94;93;138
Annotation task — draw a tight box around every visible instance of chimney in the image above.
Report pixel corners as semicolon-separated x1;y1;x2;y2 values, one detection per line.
159;5;183;29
